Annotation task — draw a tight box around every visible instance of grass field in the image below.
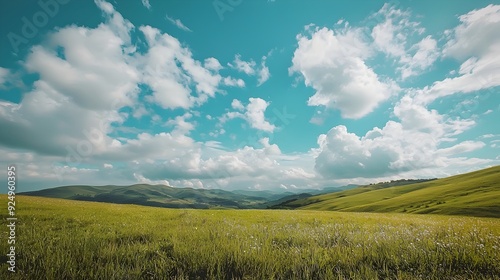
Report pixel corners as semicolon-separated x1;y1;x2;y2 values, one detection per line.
1;195;499;279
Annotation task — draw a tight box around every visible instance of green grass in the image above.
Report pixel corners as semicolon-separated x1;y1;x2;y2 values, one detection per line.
279;166;500;217
1;195;499;279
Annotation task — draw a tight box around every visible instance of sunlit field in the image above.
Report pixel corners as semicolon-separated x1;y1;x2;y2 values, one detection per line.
1;195;499;279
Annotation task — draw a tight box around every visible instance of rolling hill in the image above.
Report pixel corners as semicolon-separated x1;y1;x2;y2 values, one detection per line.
21;184;270;209
21;166;500;216
271;166;500;218
20;183;358;209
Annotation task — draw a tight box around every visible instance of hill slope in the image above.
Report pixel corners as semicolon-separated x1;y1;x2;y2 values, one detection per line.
21;184;269;209
21;184;357;209
273;166;500;218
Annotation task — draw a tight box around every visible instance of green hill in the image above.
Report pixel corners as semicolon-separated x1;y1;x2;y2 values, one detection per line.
273;166;500;218
20;183;357;210
21;184;269;209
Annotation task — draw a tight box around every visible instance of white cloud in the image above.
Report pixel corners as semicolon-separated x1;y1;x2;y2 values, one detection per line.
371;4;438;79
204;57;222;71
0;67;11;88
314;95;486;179
208;129;225;138
245;98;276;132
221;98;276;132
138;25;241;109
231;99;244;111
141;0;151;9
0;0;318;192
400;36;439;79
99;132;197;162
25;28;139;111
230;54;256;75
259;137;281;155
1;1;497;192
229;53;271;86
481;134;497;139
416;4;500;104
290;26;397;119
437;141;485;157
257;55;270;86
166;14;192;32
222;76;245;87
0;0;240;157
165;113;195;135
443;5;500;60
0;2;139;155
127;138;320;191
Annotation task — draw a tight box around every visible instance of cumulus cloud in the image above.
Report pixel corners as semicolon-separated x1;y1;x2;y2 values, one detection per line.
229;53;272;86
415;4;500;104
0;0;242;156
138;25;228;109
165;112;195;135
0;1;138;155
1;1;497;192
259;137;281;155
230;54;256;75
314;95;486;179
204;57;223;71
231;99;245;111
126;138;318;190
443;4;500;60
371;4;439;79
222;76;245;87
290;25;397;119
0;0;305;190
220;98;276;132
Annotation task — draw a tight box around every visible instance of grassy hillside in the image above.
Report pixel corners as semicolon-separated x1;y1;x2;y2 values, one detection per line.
275;166;500;217
21;184;124;199
1;195;499;279
21;184;270;209
20;183;359;210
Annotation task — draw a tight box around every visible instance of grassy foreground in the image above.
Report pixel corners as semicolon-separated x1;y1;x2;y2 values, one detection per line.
1;196;499;279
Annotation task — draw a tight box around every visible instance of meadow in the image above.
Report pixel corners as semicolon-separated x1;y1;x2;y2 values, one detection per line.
1;195;499;279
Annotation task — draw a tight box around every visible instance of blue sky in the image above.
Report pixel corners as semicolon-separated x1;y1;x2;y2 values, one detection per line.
0;0;499;192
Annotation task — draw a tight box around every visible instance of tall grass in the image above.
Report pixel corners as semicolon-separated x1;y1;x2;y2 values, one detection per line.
1;195;499;279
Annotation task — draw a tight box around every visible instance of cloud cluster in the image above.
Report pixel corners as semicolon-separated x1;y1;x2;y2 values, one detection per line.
416;4;500;105
0;1;497;192
220;98;276;132
312;4;500;179
314;96;483;179
371;4;439;79
0;0;243;156
290;25;398;119
229;54;271;86
290;4;446;119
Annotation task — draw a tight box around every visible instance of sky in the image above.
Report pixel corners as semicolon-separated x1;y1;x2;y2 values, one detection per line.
0;0;499;192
